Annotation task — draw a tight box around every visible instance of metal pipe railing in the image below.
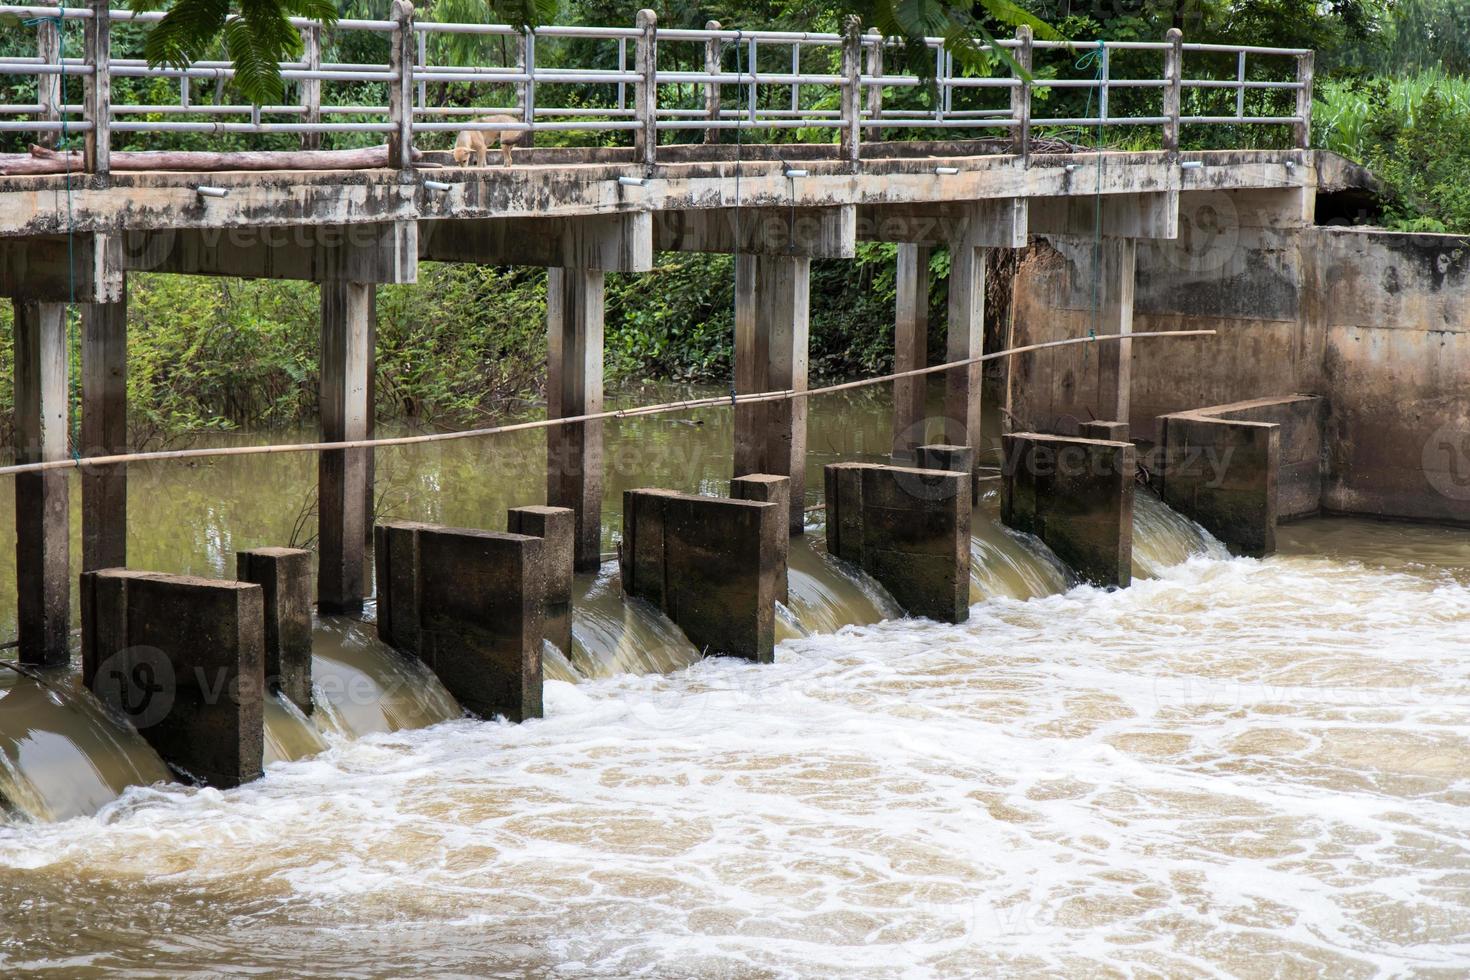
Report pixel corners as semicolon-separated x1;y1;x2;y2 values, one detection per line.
0;4;1315;173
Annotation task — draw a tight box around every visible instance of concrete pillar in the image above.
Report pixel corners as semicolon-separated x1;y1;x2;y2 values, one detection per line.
82;288;127;573
621;489;782;662
1095;239;1136;425
945;244;984;464
236;548;314;715
508;505;574;657
547;267;605;572
892;244;929;461
731;474;790;604
318;281;373;613
734;254;809;535
81;569;266;788
824;463;971;623
13;300;70;667
1001;433;1134;587
376;521;545;721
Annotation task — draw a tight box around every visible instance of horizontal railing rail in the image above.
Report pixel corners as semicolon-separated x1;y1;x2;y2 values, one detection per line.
0;3;1313;174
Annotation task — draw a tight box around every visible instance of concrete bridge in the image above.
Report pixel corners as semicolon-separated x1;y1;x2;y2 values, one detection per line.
0;4;1326;666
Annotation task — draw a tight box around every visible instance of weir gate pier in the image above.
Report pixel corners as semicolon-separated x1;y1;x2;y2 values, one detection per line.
3;7;1463;793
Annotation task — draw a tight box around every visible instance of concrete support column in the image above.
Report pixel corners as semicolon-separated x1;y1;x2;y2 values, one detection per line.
1095;238;1136;425
892;244;929;461
13;300;70;667
945;244;985;464
546;267;605;572
318;281;374;613
734;253;810;535
82;288;127;573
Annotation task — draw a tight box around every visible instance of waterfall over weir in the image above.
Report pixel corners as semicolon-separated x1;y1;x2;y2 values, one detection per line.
0;491;1228;821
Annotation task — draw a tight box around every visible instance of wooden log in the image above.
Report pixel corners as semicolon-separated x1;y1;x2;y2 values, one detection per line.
0;144;416;176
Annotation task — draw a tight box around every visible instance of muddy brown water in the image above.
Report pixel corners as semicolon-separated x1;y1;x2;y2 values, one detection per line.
0;385;1466;975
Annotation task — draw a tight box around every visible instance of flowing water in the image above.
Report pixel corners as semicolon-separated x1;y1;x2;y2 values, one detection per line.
0;387;1467;974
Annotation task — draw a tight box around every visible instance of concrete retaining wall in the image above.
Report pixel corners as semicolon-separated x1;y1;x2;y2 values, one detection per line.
236;547;314;715
376;521;544;722
1010;211;1470;525
620;489;783;662
824;462;971;623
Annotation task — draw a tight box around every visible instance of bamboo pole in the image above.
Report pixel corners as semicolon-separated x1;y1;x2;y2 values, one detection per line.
0;329;1215;478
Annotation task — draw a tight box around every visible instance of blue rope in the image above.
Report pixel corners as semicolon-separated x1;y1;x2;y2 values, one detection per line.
26;7;81;459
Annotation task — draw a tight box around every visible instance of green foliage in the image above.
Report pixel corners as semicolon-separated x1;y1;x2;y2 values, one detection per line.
128;0;340;105
1316;77;1470;233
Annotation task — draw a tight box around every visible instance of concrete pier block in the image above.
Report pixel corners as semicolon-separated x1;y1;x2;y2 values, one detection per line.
81;569;266;788
620;489;782;662
917;443;976;501
375;521;545;721
1002;433;1135;588
823;462;971;623
508;505;575;657
1080;420;1130;442
1156;397;1322;557
731;474;791;603
236;548;314;715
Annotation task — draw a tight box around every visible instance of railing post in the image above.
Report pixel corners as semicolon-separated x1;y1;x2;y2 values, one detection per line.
518;26;536;151
388;0;415;170
703;20;721;143
1294;50;1314;149
839;15;861;170
300;22;322;151
36;0;59;149
1163;28;1183;158
864;27;883;139
1010;25;1032;162
84;0;110;175
634;8;657;169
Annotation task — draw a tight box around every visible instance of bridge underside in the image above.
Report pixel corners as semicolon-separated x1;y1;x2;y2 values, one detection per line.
0;143;1338;664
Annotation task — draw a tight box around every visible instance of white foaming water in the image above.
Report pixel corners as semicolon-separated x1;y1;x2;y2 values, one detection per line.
0;517;1466;975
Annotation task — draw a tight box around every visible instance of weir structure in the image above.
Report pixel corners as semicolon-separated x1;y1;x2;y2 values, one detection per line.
0;4;1336;668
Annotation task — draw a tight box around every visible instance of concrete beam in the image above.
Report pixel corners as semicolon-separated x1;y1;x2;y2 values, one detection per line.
318;281;374;613
82;288;128;573
81;569;266;788
419;212;653;271
547;267;605;571
734;254;809;534
654;205;856;258
122;221;417;284
0;233;123;302
858;198;1028;249
13;300;70;667
0;149;1312;236
1029;191;1178;240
